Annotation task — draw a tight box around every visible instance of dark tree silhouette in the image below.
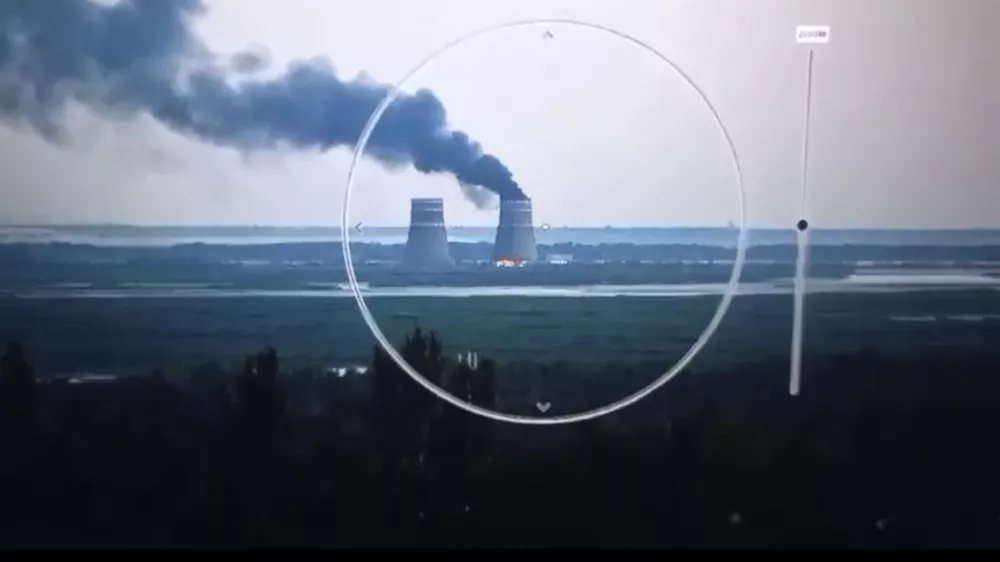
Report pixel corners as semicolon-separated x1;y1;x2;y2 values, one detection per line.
468;358;497;463
0;332;999;547
0;342;37;435
431;360;473;463
371;342;399;460
234;347;287;451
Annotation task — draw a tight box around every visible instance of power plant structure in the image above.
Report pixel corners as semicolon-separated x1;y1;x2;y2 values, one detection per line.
492;198;538;266
403;198;453;268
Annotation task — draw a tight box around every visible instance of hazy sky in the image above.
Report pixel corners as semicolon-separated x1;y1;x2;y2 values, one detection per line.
0;0;997;228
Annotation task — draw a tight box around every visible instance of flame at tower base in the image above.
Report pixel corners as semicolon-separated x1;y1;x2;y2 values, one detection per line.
403;198;453;268
493;198;538;265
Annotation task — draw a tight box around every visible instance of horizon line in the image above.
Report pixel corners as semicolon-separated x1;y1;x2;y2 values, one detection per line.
2;223;1000;232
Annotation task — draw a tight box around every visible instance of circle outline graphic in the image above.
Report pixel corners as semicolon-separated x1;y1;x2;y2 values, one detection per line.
342;18;748;425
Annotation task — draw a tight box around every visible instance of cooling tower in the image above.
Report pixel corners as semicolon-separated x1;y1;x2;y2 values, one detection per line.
403;198;453;268
493;198;538;264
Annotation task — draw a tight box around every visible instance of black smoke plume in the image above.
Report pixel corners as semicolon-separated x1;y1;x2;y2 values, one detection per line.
0;0;526;203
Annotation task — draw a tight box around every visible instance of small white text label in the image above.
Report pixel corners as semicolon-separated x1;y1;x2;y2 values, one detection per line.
796;25;830;44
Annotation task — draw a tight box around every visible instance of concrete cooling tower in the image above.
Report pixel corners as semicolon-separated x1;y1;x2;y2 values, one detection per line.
493;198;538;265
403;198;453;268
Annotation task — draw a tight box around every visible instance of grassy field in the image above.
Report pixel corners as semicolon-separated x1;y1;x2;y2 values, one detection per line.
2;289;997;378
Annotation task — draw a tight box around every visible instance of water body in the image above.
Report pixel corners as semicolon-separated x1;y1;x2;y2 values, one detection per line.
7;272;999;300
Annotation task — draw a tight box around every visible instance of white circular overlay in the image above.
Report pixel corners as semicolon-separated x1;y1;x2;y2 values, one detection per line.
341;18;748;425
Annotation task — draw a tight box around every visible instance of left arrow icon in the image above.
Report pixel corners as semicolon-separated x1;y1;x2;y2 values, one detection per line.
354;222;364;234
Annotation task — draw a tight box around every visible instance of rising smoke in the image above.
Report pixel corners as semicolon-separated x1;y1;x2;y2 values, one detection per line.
0;0;526;203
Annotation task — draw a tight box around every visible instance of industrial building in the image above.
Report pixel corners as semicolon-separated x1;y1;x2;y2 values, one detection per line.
403;198;453;268
545;254;574;265
492;198;538;266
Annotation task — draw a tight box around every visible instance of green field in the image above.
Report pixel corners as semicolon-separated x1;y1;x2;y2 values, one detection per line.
2;289;997;376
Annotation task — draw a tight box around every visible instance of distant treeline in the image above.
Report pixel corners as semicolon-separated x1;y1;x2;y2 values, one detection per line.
3;328;1000;547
